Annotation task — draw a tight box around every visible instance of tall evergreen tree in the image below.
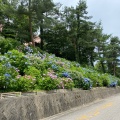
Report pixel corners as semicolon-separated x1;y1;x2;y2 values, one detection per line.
33;0;55;49
94;23;111;73
63;0;94;64
106;36;120;76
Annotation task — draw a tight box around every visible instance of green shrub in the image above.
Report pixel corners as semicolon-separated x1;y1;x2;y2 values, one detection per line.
28;57;49;75
84;72;102;87
58;78;74;89
101;74;110;87
18;45;44;54
0;37;20;54
117;80;120;86
0;63;18;91
38;77;59;90
14;75;36;91
24;66;41;78
69;71;83;88
5;50;29;75
82;78;92;90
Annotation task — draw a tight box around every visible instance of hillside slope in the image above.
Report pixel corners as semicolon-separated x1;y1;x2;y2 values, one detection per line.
0;45;120;92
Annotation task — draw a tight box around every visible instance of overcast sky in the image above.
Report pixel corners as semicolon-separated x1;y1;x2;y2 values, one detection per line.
53;0;120;37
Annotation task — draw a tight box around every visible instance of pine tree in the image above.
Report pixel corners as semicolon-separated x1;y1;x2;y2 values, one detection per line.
106;36;120;76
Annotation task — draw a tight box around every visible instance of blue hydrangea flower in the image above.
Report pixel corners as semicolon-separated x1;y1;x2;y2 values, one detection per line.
110;81;117;87
83;78;90;83
47;61;53;65
7;51;12;55
83;78;92;89
4;62;11;68
62;72;70;78
76;63;80;67
25;46;33;53
4;73;11;80
51;64;58;71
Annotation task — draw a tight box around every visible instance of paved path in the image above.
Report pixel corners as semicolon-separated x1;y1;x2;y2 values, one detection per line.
43;93;120;120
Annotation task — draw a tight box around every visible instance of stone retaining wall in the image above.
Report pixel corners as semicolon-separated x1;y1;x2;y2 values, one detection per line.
0;87;120;120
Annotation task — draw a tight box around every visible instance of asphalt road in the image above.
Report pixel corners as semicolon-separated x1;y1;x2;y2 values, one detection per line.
42;93;120;120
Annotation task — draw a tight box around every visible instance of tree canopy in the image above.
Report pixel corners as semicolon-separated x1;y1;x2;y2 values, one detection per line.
0;0;120;77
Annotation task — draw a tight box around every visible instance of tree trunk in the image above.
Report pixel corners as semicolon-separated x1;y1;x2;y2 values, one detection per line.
90;53;94;67
74;39;79;63
40;19;44;50
75;9;80;63
113;61;116;76
29;0;34;47
100;61;105;73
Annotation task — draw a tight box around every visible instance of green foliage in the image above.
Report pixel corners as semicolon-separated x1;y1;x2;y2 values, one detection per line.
0;36;20;54
94;61;107;73
18;45;44;55
69;71;83;88
82;78;92;90
117;80;120;86
1;0;120;77
64;80;74;89
28;58;48;75
101;74;110;87
14;75;36;91
38;77;59;90
106;36;120;76
0;62;18;91
83;68;105;87
58;78;74;89
24;66;41;78
5;50;29;75
0;42;120;92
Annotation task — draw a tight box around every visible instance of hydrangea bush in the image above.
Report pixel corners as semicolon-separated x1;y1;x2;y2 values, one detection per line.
0;46;120;92
82;78;92;90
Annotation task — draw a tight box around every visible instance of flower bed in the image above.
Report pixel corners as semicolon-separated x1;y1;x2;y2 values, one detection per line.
0;46;120;92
